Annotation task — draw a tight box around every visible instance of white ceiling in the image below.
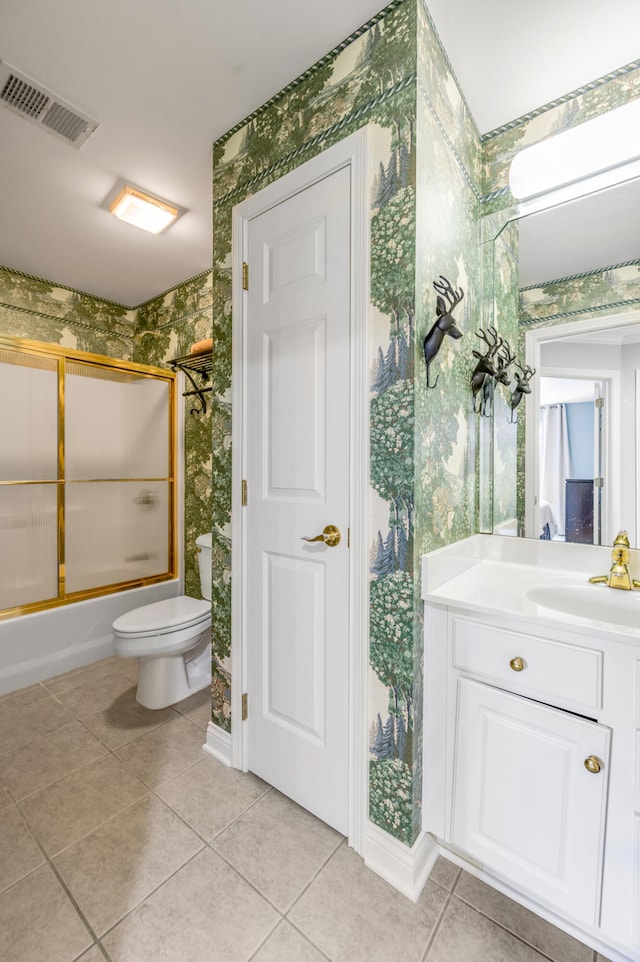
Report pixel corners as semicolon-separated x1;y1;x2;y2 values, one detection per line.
1;0;639;305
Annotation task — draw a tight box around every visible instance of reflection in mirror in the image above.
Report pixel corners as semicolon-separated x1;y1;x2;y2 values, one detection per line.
525;319;640;547
488;176;640;547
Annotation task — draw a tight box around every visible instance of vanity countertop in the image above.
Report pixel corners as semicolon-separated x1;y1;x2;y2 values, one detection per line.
422;534;640;643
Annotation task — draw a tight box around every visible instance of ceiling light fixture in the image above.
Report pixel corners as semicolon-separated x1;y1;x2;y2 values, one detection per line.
109;185;179;234
509;98;640;201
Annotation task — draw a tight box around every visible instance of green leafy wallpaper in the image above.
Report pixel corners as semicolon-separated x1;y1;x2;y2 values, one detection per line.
520;262;640;327
0;266;133;359
210;0;482;845
132;272;214;601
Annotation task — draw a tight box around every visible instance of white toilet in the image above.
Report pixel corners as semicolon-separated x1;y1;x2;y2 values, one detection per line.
112;533;212;709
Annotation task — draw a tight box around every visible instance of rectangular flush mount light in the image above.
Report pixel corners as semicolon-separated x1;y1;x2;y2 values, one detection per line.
109;185;179;234
509;98;640;201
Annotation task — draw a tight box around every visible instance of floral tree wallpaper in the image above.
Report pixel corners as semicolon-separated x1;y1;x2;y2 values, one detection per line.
0;266;132;359
133;273;214;601
209;0;482;846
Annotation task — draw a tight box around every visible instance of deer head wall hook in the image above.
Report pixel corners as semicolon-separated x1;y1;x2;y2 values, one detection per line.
423;275;464;389
472;334;516;417
509;361;536;423
471;327;503;415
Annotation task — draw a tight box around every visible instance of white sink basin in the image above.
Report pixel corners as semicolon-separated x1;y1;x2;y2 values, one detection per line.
527;584;640;629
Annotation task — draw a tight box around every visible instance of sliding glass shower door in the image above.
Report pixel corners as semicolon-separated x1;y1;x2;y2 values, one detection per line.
0;347;60;610
0;338;176;617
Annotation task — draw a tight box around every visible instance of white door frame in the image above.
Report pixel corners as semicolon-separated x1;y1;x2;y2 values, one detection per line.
230;128;370;855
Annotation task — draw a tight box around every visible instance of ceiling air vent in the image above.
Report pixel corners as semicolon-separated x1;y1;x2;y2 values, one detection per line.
0;61;98;148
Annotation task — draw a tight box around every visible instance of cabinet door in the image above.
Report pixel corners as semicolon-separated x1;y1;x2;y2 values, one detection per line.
452;678;610;926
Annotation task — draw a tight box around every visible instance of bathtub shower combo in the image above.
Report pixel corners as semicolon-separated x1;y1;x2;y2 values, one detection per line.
0;337;209;699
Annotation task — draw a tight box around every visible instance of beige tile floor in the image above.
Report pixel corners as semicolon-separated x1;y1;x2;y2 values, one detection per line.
0;656;614;962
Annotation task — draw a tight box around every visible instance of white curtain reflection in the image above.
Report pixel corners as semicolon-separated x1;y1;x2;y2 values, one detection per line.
539;403;573;538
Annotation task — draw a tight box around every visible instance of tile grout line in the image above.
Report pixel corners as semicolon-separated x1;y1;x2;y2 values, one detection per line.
20;789;154;860
1;662;274;949
246;837;349;962
282;917;338;962
419;888;454;961
7;795;102;955
202;782;274;837
206;831;294;913
0;664;271;956
243;917;288;962
282;835;347;919
95;845;208;945
2;733;112;803
146;763;272;850
37;710;277;946
201;801;345;922
1;662;604;962
246;916;336;962
445;870;594;962
451;874;590;962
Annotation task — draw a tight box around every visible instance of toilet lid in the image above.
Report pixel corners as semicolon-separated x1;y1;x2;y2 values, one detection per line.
113;596;210;635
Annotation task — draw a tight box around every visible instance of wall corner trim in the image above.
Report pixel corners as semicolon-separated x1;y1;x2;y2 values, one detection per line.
364;823;439;902
204;722;232;767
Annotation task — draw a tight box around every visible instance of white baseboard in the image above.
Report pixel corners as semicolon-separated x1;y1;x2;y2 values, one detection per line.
364;823;439;902
204;722;232;766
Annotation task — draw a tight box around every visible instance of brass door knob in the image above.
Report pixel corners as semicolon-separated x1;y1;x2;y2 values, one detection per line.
509;656;525;672
302;524;341;548
584;755;602;774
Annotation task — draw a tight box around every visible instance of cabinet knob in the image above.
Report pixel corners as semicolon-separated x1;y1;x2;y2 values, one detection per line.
584;755;602;774
509;656;525;672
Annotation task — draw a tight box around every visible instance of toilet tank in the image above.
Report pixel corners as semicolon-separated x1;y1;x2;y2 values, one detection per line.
195;533;212;601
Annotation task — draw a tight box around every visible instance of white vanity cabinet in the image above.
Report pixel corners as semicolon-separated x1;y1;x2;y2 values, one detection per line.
423;592;640;962
453;674;610;924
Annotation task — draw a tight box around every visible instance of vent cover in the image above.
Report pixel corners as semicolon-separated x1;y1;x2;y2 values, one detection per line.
0;61;98;148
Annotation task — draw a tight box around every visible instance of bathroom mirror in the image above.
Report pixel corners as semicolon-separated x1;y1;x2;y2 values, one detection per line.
488;175;640;547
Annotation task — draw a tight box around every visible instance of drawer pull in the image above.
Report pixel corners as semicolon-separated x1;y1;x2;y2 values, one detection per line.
509;656;525;672
584;755;602;774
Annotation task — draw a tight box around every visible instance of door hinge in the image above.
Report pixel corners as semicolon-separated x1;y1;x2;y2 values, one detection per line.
594;477;604;488
242;262;249;291
595;397;604;409
242;692;248;720
241;479;248;506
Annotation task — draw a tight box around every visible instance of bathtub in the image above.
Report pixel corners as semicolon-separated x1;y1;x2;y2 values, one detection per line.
0;580;181;695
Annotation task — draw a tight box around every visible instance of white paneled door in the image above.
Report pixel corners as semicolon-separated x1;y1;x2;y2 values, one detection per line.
244;165;351;835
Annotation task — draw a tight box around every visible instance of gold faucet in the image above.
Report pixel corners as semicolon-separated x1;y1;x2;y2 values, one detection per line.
588;531;640;590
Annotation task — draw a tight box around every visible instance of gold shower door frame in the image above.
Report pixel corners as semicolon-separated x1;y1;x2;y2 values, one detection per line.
0;335;177;620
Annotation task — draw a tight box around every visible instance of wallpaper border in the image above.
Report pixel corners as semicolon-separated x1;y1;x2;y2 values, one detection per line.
482;58;640;142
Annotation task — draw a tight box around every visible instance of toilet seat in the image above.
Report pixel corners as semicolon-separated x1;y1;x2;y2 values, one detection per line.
113;596;210;638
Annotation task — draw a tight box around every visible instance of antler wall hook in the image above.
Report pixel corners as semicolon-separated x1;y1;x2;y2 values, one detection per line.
470;327;502;415
509;361;536;423
423;276;464;389
471;333;516;417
